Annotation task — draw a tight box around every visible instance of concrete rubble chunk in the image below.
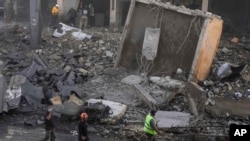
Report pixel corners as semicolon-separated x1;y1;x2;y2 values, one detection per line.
20;61;41;78
156;111;192;129
133;84;157;108
21;80;44;108
64;71;75;85
69;94;83;106
86;99;127;124
216;62;232;80
56;81;83;100
6;86;21;109
121;75;143;86
50;95;62;105
149;76;185;90
34;54;48;70
184;82;206;115
5;75;26;110
53;101;82;116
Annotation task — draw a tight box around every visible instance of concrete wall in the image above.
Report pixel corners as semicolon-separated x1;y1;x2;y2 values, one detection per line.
115;0;222;81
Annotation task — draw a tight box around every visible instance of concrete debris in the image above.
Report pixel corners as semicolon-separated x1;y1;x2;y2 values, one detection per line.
133;84;157;108
149;76;185;90
21;80;44;108
50;95;62;105
121;75;143;86
86;99;127;124
68;94;84;106
216;62;232;80
156;111;191;129
5;86;21;109
230;37;238;43
53;101;82;116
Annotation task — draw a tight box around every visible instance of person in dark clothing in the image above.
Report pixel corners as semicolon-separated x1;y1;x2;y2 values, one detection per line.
143;109;161;141
78;112;89;141
41;108;56;141
68;7;77;27
88;4;95;27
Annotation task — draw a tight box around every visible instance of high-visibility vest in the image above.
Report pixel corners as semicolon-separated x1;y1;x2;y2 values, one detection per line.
143;114;157;135
51;6;59;15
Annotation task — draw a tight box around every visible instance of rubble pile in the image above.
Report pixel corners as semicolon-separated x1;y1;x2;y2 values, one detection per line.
0;20;250;141
200;37;250;102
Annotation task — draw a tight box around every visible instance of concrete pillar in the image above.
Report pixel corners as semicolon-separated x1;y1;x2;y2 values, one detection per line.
110;0;117;29
202;0;209;12
57;0;64;20
4;0;14;23
30;0;42;48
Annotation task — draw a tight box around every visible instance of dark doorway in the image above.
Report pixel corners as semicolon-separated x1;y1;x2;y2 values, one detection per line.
80;0;110;26
121;0;131;26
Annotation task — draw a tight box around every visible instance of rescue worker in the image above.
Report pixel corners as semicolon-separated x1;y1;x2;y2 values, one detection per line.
88;4;95;27
40;108;56;141
143;109;161;141
68;7;77;27
79;9;88;30
78;112;89;141
50;4;59;29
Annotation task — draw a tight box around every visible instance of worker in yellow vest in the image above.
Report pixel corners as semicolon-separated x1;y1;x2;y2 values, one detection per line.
143;109;161;141
50;4;59;29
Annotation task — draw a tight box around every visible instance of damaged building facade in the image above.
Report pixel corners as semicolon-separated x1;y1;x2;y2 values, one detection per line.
2;0;250;31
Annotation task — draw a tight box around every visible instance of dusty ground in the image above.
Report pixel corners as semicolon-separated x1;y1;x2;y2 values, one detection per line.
0;20;249;141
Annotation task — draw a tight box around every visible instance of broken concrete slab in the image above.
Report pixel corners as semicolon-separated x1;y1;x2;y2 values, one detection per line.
184;82;207;116
205;97;250;118
68;94;84;106
86;99;127;124
133;84;157;108
5;75;26;110
149;76;185;90
53;101;83;116
6;86;21;109
115;0;223;82
156;111;192;129
50;95;62;105
121;75;143;86
56;81;83;100
9;75;26;87
21;80;44;108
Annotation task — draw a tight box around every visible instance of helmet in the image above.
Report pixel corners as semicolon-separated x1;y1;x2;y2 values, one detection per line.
80;112;88;119
55;4;59;7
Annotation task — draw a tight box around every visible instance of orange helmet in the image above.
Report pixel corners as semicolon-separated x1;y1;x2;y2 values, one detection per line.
80;112;88;119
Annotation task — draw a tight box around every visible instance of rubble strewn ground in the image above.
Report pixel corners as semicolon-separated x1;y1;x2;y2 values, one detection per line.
0;19;249;141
